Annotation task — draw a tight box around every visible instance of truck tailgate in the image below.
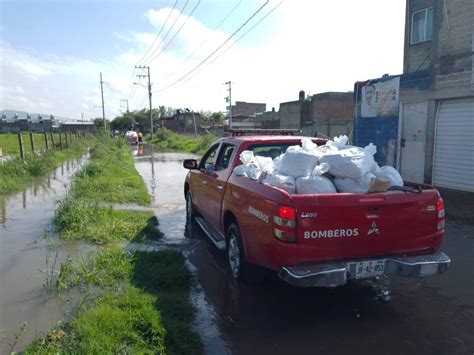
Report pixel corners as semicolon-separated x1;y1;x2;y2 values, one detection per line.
291;189;441;264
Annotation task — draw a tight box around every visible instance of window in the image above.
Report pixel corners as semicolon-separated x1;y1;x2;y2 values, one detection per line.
199;144;219;171
215;143;236;171
411;7;433;44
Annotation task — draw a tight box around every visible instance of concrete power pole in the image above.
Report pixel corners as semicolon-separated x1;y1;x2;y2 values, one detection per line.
121;99;129;112
135;65;153;139
225;81;232;129
100;72;106;130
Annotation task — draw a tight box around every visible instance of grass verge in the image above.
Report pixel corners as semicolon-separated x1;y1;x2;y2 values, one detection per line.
148;128;217;156
0;138;90;195
71;138;150;205
25;247;202;354
54;197;161;244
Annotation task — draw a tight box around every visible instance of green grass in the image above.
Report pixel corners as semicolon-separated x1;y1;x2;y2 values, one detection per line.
0;138;90;195
0;132;68;157
72;138;150;205
25;248;202;355
54;197;161;244
149;128;217;156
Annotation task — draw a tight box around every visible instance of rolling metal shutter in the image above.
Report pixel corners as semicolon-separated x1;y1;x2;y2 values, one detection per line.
433;98;474;192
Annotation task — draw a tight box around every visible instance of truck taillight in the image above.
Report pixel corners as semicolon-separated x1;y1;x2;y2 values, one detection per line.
437;198;445;230
273;205;296;242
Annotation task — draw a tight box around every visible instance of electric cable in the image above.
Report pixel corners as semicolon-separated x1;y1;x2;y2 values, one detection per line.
137;0;179;66
140;0;190;66
160;0;242;81
145;0;201;65
152;0;270;94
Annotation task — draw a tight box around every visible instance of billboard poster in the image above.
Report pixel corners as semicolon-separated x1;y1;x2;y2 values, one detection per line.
361;77;400;118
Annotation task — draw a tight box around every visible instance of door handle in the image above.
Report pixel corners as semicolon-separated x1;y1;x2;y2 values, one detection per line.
201;180;207;185
217;185;224;191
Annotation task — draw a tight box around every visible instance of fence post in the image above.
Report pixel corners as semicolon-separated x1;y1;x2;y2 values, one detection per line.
29;132;36;154
64;132;68;148
50;132;55;149
18;132;25;160
44;132;49;150
59;132;63;150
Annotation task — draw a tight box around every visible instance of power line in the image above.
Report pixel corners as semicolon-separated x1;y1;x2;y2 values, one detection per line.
160;0;242;82
145;0;201;65
167;0;284;89
152;0;270;94
201;1;284;71
137;0;179;66
156;0;283;92
140;0;190;66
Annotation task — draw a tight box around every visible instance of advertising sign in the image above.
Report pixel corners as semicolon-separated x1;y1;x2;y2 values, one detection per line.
361;77;400;118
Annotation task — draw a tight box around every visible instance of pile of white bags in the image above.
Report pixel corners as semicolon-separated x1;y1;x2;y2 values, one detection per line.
232;135;404;194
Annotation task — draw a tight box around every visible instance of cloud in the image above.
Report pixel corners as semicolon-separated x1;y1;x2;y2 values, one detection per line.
0;0;406;120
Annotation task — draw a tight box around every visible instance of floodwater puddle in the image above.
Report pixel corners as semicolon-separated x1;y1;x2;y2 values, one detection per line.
132;144;230;354
0;157;89;353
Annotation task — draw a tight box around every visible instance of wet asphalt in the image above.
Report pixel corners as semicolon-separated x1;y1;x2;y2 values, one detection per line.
132;145;474;355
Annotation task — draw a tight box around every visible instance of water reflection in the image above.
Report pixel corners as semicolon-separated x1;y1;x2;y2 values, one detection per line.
0;156;86;354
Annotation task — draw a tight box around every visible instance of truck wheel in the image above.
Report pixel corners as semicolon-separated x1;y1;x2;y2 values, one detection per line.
226;223;266;284
186;192;194;224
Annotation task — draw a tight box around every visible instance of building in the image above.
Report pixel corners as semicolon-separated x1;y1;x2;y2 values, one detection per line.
159;111;202;135
401;0;473;191
229;101;266;118
277;90;354;137
312;92;354;138
354;0;473;193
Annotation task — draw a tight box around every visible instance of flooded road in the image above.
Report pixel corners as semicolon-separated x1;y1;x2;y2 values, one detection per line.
133;145;474;355
0;158;89;353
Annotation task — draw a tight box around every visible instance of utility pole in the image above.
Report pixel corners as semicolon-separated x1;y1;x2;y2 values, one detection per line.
121;99;129;113
100;72;106;130
135;65;153;139
225;81;232;129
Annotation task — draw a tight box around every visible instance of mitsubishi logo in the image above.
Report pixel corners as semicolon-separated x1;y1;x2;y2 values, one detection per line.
368;221;380;236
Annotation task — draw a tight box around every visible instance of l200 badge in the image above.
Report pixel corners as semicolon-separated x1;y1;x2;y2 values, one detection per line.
301;212;318;218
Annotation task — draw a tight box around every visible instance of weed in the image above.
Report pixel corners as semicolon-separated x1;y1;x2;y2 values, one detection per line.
149;128;217;156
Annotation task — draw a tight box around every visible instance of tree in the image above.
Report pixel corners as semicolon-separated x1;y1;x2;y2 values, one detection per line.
111;113;135;130
210;111;225;123
93;117;104;129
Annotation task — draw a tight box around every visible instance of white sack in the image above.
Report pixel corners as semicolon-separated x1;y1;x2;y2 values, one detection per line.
233;150;263;180
296;175;337;194
326;134;349;149
255;156;275;175
277;145;319;178
374;166;403;187
262;174;296;194
319;143;377;182
334;172;377;193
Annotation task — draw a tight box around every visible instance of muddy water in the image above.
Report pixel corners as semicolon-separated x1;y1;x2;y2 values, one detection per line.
132;145;474;355
132;145;230;354
0;158;88;353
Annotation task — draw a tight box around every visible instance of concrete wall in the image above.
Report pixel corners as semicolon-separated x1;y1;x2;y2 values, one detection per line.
311;92;354;138
279;101;301;130
231;101;266;117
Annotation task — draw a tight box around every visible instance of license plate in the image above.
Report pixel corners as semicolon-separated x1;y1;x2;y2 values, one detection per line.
354;260;385;279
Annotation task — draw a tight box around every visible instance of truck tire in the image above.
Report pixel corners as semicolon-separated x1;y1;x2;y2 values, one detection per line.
186;191;195;224
226;223;266;284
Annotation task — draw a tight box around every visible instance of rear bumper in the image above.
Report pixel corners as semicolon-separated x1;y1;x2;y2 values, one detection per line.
279;252;451;288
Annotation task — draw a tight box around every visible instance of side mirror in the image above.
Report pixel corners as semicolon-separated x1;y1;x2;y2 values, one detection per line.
183;159;198;170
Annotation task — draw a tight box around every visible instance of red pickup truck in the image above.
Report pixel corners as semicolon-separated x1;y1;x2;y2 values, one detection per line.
183;135;450;288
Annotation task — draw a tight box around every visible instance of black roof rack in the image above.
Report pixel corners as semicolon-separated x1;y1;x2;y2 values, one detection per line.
225;129;302;137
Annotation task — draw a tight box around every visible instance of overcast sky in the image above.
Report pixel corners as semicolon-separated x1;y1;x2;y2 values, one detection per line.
0;0;406;120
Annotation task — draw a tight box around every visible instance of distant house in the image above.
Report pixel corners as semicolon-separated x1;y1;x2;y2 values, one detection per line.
159;111;202;135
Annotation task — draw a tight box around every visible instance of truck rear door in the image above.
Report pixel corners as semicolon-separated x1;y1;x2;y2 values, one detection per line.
291;189;441;264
